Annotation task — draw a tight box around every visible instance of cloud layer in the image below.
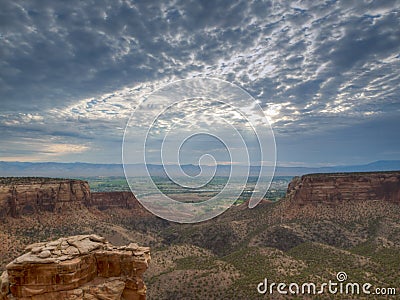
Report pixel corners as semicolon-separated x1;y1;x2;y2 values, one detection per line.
0;0;399;164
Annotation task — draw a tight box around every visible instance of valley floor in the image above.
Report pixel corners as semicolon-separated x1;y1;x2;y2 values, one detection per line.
1;198;400;299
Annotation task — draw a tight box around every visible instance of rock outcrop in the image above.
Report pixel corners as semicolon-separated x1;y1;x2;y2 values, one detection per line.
0;178;91;217
0;235;150;300
91;192;139;210
286;171;400;205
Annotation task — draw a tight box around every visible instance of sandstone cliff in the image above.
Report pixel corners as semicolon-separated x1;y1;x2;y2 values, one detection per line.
0;178;144;218
0;234;150;300
286;171;400;205
0;178;91;217
91;192;138;210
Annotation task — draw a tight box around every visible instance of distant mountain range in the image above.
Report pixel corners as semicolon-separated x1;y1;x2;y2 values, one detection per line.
0;160;399;178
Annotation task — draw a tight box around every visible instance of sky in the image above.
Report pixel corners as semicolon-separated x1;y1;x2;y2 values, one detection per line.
0;0;399;167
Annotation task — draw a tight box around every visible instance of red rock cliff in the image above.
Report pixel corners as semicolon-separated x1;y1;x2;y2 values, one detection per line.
286;171;400;205
0;178;91;217
0;178;148;218
91;192;139;210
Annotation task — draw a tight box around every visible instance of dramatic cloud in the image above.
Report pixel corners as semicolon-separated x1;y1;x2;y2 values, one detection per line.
0;0;399;164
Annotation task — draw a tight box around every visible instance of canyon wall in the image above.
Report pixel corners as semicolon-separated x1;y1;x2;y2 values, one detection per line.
91;192;138;210
3;171;399;218
286;171;400;205
0;178;144;218
0;178;91;217
0;234;150;300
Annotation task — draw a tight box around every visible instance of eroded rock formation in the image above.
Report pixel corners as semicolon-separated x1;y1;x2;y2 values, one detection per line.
0;179;146;217
0;178;91;217
91;192;138;210
286;171;400;205
0;235;150;300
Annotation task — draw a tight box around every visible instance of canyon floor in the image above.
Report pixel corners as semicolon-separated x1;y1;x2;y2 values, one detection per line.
1;195;400;299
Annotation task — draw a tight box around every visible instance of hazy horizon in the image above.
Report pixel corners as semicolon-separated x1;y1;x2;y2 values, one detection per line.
2;159;400;167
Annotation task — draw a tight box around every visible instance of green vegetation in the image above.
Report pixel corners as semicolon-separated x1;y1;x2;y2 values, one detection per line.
79;176;130;192
81;175;292;203
175;256;217;270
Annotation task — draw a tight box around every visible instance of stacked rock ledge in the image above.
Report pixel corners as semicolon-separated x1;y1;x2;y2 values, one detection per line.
0;234;150;300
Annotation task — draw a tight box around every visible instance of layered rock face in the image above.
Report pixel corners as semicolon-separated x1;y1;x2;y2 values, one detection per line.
0;178;91;217
0;178;146;218
286;171;400;205
0;235;150;300
91;192;138;210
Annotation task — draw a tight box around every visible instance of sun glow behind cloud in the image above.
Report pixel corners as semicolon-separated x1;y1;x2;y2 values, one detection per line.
0;138;90;162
